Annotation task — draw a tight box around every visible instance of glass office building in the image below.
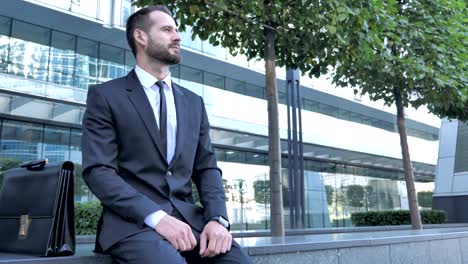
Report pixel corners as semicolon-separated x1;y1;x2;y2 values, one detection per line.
0;0;439;230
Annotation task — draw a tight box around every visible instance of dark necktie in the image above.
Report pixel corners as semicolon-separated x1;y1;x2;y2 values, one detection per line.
156;80;167;159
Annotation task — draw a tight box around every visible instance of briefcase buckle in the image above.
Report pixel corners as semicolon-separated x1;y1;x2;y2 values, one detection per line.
19;215;31;239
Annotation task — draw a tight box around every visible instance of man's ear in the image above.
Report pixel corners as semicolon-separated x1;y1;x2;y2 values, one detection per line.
134;29;147;49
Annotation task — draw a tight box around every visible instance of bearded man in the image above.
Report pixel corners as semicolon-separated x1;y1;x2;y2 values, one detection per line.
81;5;252;264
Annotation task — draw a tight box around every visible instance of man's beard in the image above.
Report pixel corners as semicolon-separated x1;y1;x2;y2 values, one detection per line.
145;37;180;65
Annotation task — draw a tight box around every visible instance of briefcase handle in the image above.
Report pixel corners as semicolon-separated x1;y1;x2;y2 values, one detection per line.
19;159;48;171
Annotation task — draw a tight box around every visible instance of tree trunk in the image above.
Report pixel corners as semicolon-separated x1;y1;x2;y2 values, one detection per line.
394;88;422;230
264;25;284;236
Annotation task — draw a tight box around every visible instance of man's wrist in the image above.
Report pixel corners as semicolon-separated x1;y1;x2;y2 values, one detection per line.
144;210;167;229
209;216;230;229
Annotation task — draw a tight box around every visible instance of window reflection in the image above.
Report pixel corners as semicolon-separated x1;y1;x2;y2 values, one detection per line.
43;126;70;162
9;21;50;82
75;38;98;89
0;120;43;161
99;44;125;82
49;31;76;86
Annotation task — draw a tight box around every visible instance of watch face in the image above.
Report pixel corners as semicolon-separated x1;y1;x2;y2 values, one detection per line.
216;217;229;228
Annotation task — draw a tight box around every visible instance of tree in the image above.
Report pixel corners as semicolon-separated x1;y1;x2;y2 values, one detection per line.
345;185;365;208
331;0;467;229
325;185;334;206
135;0;386;236
253;180;270;205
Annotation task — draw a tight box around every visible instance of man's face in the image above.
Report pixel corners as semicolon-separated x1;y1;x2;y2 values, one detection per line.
144;11;181;65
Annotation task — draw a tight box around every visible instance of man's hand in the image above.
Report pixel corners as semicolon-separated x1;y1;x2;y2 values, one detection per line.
155;215;197;252
199;220;232;257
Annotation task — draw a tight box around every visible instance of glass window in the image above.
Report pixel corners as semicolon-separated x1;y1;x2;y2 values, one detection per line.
319;103;338;117
338;109;351;120
125;50;135;73
204;72;224;90
225;150;245;163
0;15;11;36
225;78;245;94
0;120;43;161
43;126;70;162
278;91;286;105
245;152;267;165
121;0;132;26
0;16;11;74
169;64;179;78
75;37;98;89
245;83;264;99
99;44;125;82
180;65;202;84
350;112;362;123
49;31;76;86
11;20;50;46
303;99;319;112
455;122;468;173
9;21;50;81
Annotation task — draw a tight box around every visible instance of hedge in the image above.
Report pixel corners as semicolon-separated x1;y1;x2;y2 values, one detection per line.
75;200;102;235
351;209;447;226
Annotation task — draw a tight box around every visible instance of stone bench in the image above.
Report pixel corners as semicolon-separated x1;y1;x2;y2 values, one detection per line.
3;225;468;263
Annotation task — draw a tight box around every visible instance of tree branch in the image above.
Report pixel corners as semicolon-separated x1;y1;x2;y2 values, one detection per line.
203;0;276;30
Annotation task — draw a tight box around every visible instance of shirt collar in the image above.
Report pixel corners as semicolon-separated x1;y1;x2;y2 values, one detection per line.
134;65;173;91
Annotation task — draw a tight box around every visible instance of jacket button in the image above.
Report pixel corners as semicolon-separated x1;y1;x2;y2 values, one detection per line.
166;171;172;176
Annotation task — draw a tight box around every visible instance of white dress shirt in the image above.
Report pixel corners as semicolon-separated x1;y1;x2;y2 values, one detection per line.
134;65;177;228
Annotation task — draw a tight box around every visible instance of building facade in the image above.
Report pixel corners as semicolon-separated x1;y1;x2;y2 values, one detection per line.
434;119;468;223
0;0;439;231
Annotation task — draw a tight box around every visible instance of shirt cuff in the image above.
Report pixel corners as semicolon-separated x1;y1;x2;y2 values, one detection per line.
144;210;168;229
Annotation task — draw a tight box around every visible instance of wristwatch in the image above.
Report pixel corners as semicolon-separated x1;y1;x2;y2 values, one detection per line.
210;216;230;229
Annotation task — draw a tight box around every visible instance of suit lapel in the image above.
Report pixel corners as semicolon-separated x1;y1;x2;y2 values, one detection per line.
170;82;188;167
125;70;168;164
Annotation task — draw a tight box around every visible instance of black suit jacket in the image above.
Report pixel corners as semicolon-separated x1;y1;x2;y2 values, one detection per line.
81;70;227;251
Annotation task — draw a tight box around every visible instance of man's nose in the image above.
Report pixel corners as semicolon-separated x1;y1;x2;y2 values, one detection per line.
173;32;181;43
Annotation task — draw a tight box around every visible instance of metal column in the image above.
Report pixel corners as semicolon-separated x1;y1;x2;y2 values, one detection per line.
286;69;305;228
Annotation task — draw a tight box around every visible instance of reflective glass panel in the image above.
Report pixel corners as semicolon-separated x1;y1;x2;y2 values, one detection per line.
75;37;98;90
204;72;224;90
121;0;132;26
0;120;43;161
99;44;125;82
49;31;76;86
9;20;50;81
0;17;10;73
225;78;244;94
43;125;70;162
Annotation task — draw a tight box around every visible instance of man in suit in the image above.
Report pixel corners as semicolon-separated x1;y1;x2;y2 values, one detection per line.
81;5;252;264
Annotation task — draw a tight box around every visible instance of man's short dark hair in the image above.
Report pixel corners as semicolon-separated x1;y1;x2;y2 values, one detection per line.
126;5;174;57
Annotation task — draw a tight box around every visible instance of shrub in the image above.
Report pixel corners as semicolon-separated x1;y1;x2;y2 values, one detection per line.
75;200;102;235
351;209;447;226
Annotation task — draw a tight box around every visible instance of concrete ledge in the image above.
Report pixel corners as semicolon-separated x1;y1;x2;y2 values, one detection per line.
3;226;468;263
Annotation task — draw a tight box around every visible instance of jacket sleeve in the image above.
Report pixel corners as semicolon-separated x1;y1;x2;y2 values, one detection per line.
192;97;228;222
81;85;160;228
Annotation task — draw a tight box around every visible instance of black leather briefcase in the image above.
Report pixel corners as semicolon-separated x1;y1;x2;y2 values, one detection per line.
0;160;75;256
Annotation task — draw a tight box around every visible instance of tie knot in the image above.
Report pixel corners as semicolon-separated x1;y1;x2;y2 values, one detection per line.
156;80;165;91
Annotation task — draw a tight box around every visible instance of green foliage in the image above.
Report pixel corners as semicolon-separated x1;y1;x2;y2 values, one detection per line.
133;0;384;78
332;0;467;120
346;185;365;208
417;191;433;208
0;158;22;189
325;185;334;205
253;180;270;205
75;200;102;235
351;210;447;226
